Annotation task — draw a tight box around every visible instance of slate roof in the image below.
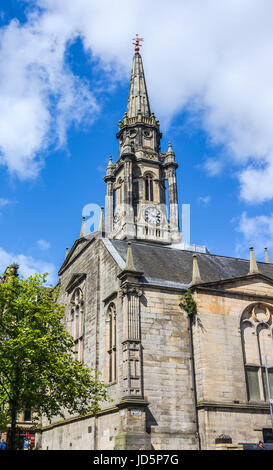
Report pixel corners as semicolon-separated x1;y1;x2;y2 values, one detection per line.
105;239;273;288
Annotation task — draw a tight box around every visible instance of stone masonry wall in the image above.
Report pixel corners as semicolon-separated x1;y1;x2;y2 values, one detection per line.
140;287;197;450
192;281;273;449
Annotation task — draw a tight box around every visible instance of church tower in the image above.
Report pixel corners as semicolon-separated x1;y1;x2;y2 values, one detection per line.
104;39;181;244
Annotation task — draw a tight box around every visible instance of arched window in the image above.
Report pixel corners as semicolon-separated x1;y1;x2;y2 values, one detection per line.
241;303;273;401
145;173;154;201
71;288;84;362
106;303;116;383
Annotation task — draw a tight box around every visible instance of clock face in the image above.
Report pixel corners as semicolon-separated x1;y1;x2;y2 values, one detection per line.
145;207;161;226
113;213;121;231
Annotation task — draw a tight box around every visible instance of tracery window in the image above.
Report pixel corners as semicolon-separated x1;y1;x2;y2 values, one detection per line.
241;303;273;401
71;288;84;362
106;303;116;383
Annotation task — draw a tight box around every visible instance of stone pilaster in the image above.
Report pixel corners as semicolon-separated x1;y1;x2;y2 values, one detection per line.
115;250;150;450
120;284;143;396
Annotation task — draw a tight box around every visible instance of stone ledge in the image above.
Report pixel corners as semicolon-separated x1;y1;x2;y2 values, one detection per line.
117;396;149;410
215;443;243;450
197;400;271;412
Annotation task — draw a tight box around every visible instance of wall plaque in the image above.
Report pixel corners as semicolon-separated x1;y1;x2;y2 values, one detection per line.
131;409;142;416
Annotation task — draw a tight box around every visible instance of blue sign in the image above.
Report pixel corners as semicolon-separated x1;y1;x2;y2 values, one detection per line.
23;438;29;450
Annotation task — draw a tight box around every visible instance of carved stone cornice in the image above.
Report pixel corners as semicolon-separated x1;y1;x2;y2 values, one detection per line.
120;284;143;298
117;396;149;410
117;269;144;283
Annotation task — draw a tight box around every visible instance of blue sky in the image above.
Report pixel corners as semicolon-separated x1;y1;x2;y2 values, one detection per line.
1;0;273;283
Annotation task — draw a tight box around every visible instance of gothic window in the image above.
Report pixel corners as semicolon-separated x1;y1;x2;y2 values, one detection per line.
106;303;116;383
241;303;273;401
145;173;154;201
71;288;84;362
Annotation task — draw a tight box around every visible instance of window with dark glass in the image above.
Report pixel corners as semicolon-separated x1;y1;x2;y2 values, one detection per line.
145;175;154;201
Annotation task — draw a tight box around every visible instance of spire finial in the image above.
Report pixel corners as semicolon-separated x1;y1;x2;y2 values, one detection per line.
248;246;259;274
80;216;86;237
190;254;202;285
107;155;114;171
265;247;271;263
65;247;69;258
125;241;136;271
167;141;174;154
133;34;144;53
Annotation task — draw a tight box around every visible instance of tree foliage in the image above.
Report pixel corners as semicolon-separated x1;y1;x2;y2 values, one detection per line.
0;269;109;448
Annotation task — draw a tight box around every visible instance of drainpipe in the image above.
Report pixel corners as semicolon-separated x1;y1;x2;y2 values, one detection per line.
187;311;201;450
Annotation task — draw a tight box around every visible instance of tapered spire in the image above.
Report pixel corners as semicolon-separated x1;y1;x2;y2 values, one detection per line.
167;141;174;154
248;246;259;274
127;52;151;118
125;241;136;271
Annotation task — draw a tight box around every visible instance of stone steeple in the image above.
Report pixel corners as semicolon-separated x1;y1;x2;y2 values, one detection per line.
127;52;151;118
104;46;181;245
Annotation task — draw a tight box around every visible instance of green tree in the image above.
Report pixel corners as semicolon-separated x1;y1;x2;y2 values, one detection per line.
0;267;109;450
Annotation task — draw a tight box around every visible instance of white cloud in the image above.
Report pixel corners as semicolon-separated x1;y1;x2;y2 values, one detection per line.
0;246;57;284
198;195;211;206
239;163;273;204
235;211;273;259
1;0;273;203
0;198;14;207
203;158;224;177
37;239;51;250
0;9;99;179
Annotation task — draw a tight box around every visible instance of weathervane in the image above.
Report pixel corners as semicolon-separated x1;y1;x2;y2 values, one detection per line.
133;34;144;52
